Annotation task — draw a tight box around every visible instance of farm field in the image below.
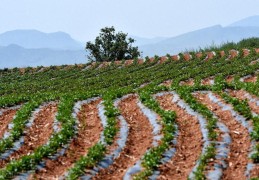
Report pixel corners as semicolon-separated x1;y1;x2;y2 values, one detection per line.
0;48;259;180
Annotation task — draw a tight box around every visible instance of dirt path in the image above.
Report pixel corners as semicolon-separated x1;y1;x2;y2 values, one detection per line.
93;95;153;180
194;92;251;179
0;109;17;139
227;89;259;114
0;103;57;168
30;99;102;179
156;94;203;180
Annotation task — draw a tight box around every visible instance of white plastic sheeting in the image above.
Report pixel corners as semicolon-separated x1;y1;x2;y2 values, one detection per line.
1;105;22;140
204;91;256;179
149;92;179;180
123;98;163;179
80;97;129;180
0;103;52;160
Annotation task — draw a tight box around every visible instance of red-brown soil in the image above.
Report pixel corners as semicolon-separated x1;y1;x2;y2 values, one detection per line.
196;52;203;59
0;109;17;139
201;76;215;85
114;60;121;65
194;92;251;180
30;99;102;179
226;75;234;83
183;53;191;61
93;95;153;180
138;59;144;64
205;52;215;61
229;50;238;59
243;75;257;83
99;62;111;68
227;89;259;114
220;51;226;57
171;55;180;61
160;80;172;87
223;89;259;177
149;57;155;63
242;49;250;57
156;94;203;180
124;60;133;66
179;79;194;86
159;56;168;64
0;103;57;168
250;165;259;178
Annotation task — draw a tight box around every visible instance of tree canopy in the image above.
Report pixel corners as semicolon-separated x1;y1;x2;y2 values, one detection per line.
86;26;141;62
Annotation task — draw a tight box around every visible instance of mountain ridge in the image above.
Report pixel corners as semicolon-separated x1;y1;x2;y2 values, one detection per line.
139;24;259;56
228;15;259;27
0;44;86;68
0;29;83;50
1;15;259;68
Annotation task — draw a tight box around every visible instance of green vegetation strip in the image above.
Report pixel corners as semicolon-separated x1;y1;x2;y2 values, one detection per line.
0;100;41;154
134;84;176;179
175;85;217;179
0;45;258;179
0;92;98;179
67;87;133;179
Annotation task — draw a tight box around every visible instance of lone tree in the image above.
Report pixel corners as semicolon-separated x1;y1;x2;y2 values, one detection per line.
86;26;141;62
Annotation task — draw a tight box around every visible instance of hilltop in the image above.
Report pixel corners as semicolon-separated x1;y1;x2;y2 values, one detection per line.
0;43;258;179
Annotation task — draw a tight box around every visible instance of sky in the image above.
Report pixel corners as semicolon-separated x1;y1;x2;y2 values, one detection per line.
0;0;259;42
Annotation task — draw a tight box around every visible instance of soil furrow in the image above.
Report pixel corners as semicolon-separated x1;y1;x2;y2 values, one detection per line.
179;79;194;86
160;80;172;87
250;163;259;178
0;103;57;168
0;109;18;139
156;94;203;180
206;121;231;179
93;95;153;180
201;76;215;85
241;75;258;83
227;89;259;114
30;99;102;179
225;90;259;178
194;92;252;179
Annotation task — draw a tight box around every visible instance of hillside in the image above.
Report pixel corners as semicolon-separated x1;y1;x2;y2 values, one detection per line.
1;16;259;68
140;25;259;56
229;15;259;27
0;30;83;50
138;15;259;56
0;30;86;68
0;45;258;179
0;44;86;68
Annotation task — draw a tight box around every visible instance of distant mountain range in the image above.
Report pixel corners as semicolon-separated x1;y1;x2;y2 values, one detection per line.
1;15;259;68
0;30;86;68
138;15;259;56
0;30;82;50
229;15;259;27
0;44;85;68
130;36;167;47
139;25;259;56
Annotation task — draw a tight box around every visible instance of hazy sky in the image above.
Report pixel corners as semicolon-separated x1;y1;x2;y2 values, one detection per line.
1;0;259;42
